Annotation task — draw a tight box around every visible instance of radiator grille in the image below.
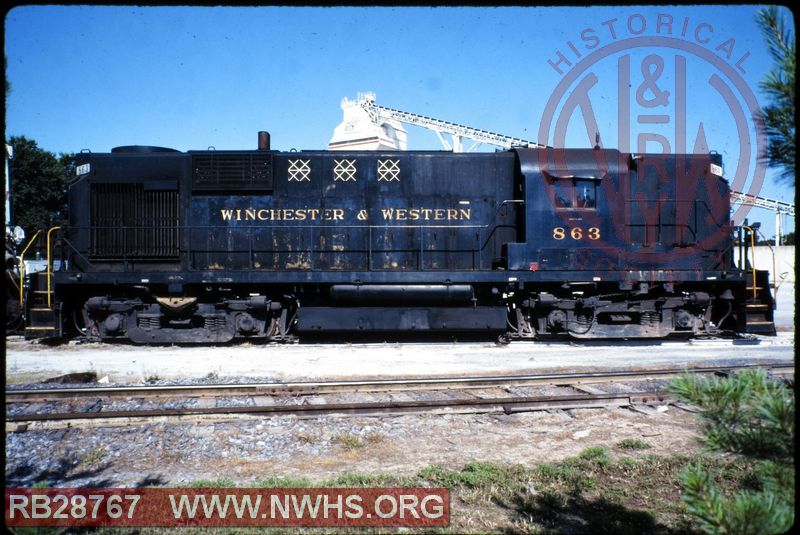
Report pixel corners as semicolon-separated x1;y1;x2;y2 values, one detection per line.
90;183;179;259
192;153;273;191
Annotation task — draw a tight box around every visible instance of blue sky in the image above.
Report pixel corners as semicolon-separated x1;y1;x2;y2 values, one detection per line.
5;5;795;237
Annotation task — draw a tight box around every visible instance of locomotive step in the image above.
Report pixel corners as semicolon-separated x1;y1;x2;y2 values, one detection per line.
745;304;773;312
744;321;777;335
24;326;59;340
28;308;56;321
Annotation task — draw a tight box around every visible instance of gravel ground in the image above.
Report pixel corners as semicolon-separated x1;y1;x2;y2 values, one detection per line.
6;406;702;488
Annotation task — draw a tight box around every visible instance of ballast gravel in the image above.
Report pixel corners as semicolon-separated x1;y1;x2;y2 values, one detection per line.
6;404;705;488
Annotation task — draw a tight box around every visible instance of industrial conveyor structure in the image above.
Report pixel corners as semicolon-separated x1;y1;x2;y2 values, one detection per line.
329;92;794;244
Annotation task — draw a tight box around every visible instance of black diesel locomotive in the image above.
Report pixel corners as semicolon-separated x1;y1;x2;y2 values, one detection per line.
24;132;776;343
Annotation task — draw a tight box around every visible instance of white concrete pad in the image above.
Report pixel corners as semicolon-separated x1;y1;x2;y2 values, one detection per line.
5;332;793;384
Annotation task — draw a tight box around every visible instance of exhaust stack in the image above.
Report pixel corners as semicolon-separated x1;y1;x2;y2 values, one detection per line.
258;131;271;151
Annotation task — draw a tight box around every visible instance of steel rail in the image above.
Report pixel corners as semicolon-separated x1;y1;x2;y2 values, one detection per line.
5;363;792;403
6;390;671;423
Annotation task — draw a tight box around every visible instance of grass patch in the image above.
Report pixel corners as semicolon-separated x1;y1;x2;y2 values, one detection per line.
363;431;387;444
418;461;527;490
255;475;313;488
81;447;107;467
577;445;610;464
617;438;652;450
185;477;236;488
331;432;363;451
321;471;406;488
66;450;759;534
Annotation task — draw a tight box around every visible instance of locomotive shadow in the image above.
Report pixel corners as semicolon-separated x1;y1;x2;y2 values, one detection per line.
510;492;689;534
5;457;115;488
529;335;762;348
6;457;168;489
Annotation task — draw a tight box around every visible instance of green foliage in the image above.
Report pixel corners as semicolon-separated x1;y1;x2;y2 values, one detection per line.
668;370;795;533
417;461;524;489
456;460;517;488
185;478;237;488
331;432;363;451
681;462;794;535
320;471;418;488
535;449;608;493
255;475;312;488
81;447;107;467
668;369;794;459
64;454;768;533
616;438;651;450
7;136;74;236
756;7;795;185
577;445;610;464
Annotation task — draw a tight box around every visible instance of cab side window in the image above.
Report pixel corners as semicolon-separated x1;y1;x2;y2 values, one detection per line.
553;180;572;208
549;175;598;210
574;179;596;209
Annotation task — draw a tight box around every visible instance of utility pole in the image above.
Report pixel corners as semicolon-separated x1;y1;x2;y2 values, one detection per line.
5;144;12;234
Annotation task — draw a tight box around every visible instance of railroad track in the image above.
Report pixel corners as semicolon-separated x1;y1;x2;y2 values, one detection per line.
6;364;793;430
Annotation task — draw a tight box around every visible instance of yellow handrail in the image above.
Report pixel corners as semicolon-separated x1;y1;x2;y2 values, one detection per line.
742;225;757;300
18;229;43;306
46;226;62;308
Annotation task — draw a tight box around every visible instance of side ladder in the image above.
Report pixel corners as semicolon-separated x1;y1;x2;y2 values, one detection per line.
23;227;63;339
739;224;777;335
743;270;777;335
25;271;62;339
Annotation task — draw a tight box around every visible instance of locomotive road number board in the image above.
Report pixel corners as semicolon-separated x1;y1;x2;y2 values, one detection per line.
552;227;601;240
